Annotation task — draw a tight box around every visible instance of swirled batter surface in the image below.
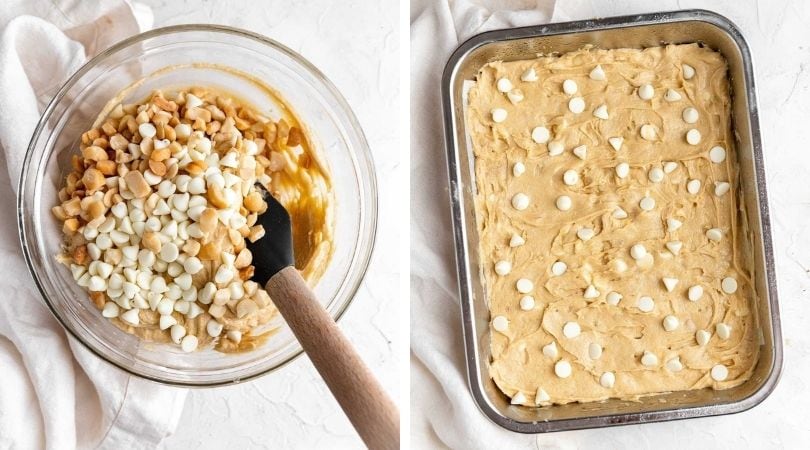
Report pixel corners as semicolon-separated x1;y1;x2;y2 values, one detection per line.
466;44;758;406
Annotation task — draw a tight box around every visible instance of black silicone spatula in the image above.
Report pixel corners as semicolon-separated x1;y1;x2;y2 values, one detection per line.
247;185;399;450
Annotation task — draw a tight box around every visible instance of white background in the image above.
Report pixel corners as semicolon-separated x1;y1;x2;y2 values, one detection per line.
411;0;810;448
134;1;401;448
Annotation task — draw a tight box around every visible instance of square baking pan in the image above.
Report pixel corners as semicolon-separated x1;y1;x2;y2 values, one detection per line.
441;9;782;433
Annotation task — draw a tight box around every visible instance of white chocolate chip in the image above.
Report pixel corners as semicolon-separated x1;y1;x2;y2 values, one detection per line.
639;195;655;211
497;78;513;93
716;322;732;340
206;320;223;337
641;351;658;367
600;372;615;388
711;364;728;381
664;89;682;102
531;126;550;144
562;79;577;95
226;330;242;344
519;296;535;311
491;108;507;123
510;391;526;405
613;207;628;219
492;315;509;333
111;203;127;219
180;335;198;352
158;315;177;331
683;64;696;79
593;104;609;120
637;296;655;312
120;308;140;325
615;163;630;178
648;167;664;183
563;321;581;338
516;278;534;294
612;258;628;273
548;141;564;156
494;260;512;276
686;129;702;145
586;343;601;361
88;276;106;292
512;162;526;177
577;227;595;241
608;137;623;151
535;387;550;404
551;261;567;276
682;107;699;124
568;97;585;114
663;161;678;173
590;64;606;81
688;285;704;301
666;240;683;256
696;329;711;346
563;169;579;185
183;257;203;275
630;244;648;260
507;89;524;104
521;68;538;82
572;145;587;160
709;146;727;163
138;122;156;138
556;195;572;211
663;277;679;292
687;179;701;194
606;291;622;305
509;234;525;247
715;182;730;197
543;341;559;359
706;228;723;242
638;84;654;100
511;193;530;210
101;302;119;318
663;315;680;331
583;285;600;299
214;265;234;283
666;357;684;372
721;277;738;294
185;94;203;109
667;218;683;232
640;124;657;141
554;360;572;378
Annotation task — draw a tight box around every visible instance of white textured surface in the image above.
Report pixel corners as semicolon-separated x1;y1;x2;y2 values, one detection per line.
141;1;400;449
411;0;810;448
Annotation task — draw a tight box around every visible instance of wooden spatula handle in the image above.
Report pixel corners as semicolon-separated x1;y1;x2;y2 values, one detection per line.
265;266;399;450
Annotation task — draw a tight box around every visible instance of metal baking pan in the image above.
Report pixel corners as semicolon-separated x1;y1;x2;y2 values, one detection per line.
441;9;782;433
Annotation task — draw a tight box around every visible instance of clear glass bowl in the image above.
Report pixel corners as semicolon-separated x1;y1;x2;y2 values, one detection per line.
17;25;377;386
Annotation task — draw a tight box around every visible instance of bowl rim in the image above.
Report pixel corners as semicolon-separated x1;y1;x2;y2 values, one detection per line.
17;24;378;387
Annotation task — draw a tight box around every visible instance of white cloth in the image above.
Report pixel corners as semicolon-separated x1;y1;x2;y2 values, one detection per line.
0;1;188;449
410;2;557;449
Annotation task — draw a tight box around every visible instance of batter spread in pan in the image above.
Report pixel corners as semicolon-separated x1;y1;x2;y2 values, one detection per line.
466;44;758;406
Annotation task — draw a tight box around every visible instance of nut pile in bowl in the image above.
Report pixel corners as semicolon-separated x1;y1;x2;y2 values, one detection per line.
50;87;333;353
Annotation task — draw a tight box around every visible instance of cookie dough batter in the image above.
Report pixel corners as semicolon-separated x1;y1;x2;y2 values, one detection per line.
466;44;758;406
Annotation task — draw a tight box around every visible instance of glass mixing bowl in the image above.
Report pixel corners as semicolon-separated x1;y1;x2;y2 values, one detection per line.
17;25;377;386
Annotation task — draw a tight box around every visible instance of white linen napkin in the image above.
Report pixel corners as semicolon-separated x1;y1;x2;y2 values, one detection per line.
0;1;188;449
410;1;557;448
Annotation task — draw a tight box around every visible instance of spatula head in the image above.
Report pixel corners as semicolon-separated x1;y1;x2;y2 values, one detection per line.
246;184;294;286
